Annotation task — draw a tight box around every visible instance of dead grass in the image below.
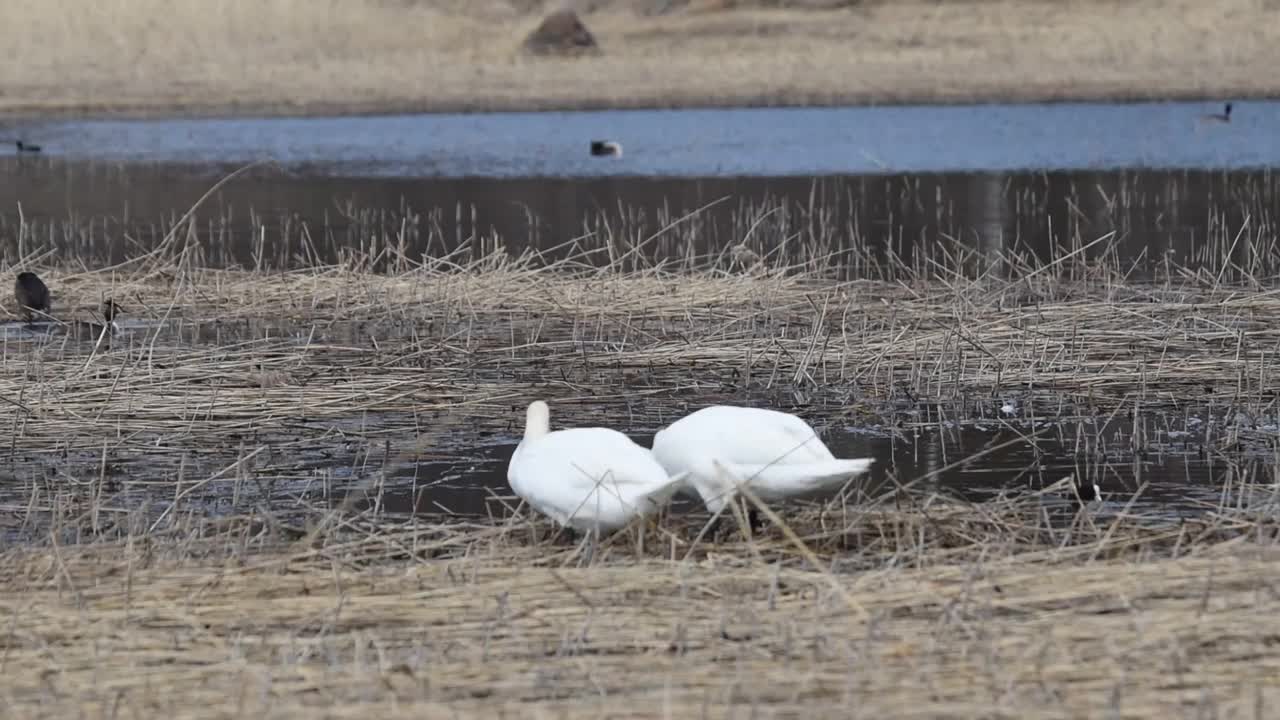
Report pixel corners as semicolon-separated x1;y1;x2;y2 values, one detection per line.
6;250;1280;441
4;489;1280;718
0;0;1275;119
3;248;1279;542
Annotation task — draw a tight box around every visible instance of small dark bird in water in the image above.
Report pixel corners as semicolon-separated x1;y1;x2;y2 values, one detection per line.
1202;102;1232;123
15;140;42;153
100;298;125;322
74;299;126;338
14;271;50;322
1072;475;1101;503
590;140;622;157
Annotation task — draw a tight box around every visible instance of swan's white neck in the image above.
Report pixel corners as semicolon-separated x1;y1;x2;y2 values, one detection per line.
524;401;551;443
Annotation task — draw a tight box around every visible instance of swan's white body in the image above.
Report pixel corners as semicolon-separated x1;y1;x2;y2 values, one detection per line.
651;405;874;513
507;401;687;532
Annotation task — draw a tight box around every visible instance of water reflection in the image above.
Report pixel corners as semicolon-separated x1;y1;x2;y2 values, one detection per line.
1;161;1275;280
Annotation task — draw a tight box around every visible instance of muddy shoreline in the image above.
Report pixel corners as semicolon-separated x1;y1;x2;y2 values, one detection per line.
0;88;1257;123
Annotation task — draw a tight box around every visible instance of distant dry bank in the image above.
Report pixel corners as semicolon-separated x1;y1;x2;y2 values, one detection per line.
0;0;1272;119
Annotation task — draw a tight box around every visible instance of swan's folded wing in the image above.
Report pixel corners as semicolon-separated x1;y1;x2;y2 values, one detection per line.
724;458;874;496
768;418;838;463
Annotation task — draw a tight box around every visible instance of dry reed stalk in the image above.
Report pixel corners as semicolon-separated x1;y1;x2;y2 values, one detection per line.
1;492;1279;717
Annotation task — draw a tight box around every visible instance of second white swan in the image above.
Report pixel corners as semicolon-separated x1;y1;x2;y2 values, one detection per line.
651;405;874;515
507;400;688;533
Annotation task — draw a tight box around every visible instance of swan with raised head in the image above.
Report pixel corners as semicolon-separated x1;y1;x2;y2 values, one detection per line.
651;405;874;517
507;400;688;534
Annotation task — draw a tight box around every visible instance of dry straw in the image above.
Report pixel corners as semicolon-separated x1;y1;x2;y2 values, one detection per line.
2;486;1280;717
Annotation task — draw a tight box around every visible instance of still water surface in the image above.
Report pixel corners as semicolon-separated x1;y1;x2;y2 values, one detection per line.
5;100;1278;177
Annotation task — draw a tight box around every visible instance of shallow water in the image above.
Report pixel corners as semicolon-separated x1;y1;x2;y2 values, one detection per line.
378;419;1270;522
4;101;1277;177
7;401;1274;545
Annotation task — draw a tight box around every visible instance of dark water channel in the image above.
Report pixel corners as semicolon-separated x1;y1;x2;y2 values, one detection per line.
3;106;1280;538
4;160;1280;279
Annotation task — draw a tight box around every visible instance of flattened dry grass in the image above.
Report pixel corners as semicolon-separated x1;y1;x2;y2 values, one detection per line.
0;0;1275;118
5;250;1280;456
4;491;1280;718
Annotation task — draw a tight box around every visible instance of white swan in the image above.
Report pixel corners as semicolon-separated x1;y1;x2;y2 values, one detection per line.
651;405;874;515
507;400;688;533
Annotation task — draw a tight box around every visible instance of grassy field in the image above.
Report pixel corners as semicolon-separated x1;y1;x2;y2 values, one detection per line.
0;0;1274;118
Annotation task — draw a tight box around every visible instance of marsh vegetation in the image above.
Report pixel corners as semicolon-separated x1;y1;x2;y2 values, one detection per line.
3;163;1280;716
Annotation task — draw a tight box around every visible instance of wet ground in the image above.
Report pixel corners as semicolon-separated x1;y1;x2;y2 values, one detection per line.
3;103;1280;540
3;310;1276;545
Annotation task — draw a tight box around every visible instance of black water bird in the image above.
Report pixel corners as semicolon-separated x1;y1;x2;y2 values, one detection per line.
13;271;49;322
1201;102;1232;123
590;140;622;157
1072;475;1101;503
73;299;126;338
15;140;42;153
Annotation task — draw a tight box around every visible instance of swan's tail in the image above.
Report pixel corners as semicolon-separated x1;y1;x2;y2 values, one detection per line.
693;458;874;513
568;470;693;531
641;470;690;508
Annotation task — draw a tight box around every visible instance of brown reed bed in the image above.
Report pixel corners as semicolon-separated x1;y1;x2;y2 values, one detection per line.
3;483;1280;718
5;248;1280;445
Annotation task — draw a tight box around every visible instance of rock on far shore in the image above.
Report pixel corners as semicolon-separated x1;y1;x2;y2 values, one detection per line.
522;9;601;56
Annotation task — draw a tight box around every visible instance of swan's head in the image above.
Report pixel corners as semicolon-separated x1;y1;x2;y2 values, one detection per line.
525;400;551;441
